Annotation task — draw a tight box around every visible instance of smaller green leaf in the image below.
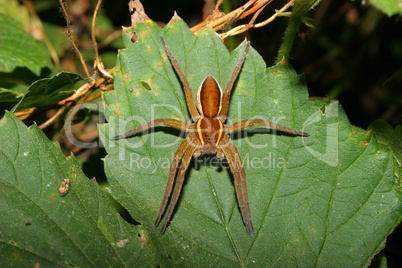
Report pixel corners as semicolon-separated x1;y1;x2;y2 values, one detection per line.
11;72;83;113
0;0;30;27
370;0;402;16
0;112;160;266
370;120;402;189
0;88;23;104
0;13;53;75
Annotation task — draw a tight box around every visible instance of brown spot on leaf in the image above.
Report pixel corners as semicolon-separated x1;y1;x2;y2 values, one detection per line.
116;239;129;248
139;31;149;43
10;253;20;258
59;179;71;197
123;73;129;82
151;207;157;216
146;45;152;54
49;193;58;201
114;103;121;115
242;89;252;95
156;60;165;68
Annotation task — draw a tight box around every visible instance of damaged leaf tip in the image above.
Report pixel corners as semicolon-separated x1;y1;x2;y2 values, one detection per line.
168;11;183;26
129;0;150;25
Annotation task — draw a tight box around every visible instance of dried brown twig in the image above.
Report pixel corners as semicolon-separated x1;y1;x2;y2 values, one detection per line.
54;0;113;144
191;0;294;40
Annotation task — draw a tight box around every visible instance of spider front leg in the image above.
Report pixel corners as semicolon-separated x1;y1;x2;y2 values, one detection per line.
161;36;200;121
219;41;250;122
226;119;310;137
220;134;254;236
112;118;193;140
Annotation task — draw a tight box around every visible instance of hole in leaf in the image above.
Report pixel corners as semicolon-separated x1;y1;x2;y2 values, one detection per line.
137;232;147;248
128;31;138;43
140;81;152;91
319;103;327;114
318;99;331;115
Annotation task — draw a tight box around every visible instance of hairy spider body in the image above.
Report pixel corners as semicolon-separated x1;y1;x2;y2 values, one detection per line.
112;37;309;236
196;76;224;156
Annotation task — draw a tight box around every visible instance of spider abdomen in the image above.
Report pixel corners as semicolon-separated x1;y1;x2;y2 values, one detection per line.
196;76;223;118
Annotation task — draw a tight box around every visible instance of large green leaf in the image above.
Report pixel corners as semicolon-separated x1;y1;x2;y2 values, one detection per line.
98;19;402;266
0;13;52;75
0;112;162;266
0;88;23;104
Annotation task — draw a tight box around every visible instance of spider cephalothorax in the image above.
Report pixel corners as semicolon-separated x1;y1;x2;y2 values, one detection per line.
112;36;309;236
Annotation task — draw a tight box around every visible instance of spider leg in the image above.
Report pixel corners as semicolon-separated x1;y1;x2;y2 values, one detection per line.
112;118;192;140
226;119;310;136
160;36;200;121
220;134;254;236
154;138;190;227
219;41;250;122
159;133;199;235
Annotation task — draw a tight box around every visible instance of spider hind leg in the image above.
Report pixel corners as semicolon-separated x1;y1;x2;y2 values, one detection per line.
220;134;255;236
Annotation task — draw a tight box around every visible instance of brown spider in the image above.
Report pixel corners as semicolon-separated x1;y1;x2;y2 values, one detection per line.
112;36;309;236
